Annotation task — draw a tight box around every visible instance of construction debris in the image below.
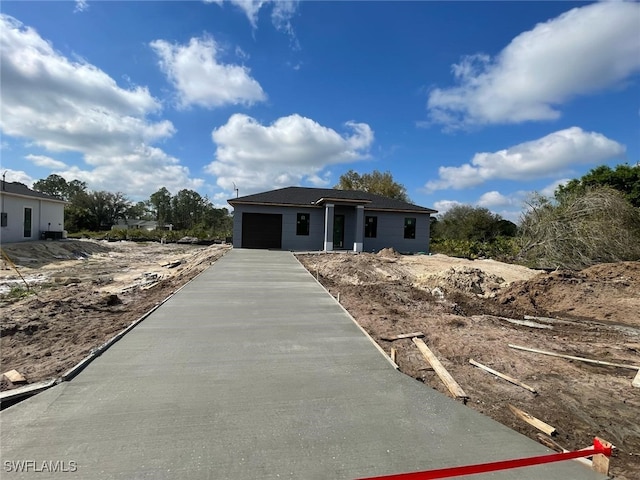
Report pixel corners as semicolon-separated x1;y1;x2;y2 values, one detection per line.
381;331;424;341
469;359;537;394
412;337;468;402
2;369;26;384
508;404;557;436
633;370;640;388
509;344;640;370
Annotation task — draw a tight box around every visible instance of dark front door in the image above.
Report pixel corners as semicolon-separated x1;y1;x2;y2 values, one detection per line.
333;215;345;249
241;213;282;249
24;207;32;238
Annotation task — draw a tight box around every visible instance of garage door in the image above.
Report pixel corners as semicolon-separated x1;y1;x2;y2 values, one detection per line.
241;213;282;249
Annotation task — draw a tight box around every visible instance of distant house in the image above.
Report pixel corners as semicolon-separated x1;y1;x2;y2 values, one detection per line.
111;219;173;231
228;187;437;253
0;181;67;243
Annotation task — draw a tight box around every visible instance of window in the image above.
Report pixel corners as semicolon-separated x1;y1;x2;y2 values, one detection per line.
365;216;377;238
1;212;6;227
404;217;416;239
296;213;310;236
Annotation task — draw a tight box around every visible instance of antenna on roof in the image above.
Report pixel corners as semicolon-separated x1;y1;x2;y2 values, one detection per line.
2;171;6;190
233;182;239;198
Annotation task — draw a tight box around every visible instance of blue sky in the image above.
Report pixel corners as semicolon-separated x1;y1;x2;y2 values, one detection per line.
1;1;638;221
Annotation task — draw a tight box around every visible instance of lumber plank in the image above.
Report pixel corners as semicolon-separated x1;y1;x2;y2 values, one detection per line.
2;369;26;384
390;347;397;364
508;404;557;436
508;344;640;370
412;338;468;401
592;437;612;475
381;331;424;341
633;369;640;388
469;359;537;394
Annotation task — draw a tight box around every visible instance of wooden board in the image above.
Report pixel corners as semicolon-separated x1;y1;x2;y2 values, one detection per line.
469;359;537;394
412;338;468;401
633;369;640;388
508;344;640;370
2;369;26;384
508;404;557;436
381;332;424;341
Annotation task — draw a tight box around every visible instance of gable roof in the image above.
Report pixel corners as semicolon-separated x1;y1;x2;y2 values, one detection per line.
228;187;437;214
0;181;67;203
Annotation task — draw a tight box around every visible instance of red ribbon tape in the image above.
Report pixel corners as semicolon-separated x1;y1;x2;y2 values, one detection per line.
357;438;611;480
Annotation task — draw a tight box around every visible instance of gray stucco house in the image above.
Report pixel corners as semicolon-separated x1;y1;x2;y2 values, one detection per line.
0;181;66;243
228;187;437;253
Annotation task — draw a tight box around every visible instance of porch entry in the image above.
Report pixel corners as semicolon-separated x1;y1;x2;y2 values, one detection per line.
333;215;345;249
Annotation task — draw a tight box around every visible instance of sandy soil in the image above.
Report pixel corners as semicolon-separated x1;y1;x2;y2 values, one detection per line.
1;242;638;478
297;250;640;479
1;239;229;392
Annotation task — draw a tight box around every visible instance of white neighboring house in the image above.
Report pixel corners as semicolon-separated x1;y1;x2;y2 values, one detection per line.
112;219;173;231
0;181;67;243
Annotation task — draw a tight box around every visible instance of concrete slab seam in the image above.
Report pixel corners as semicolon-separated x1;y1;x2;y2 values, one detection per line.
293;253;400;370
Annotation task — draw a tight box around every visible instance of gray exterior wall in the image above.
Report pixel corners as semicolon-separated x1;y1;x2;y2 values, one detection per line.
232;204;325;251
232;204;432;253
362;210;431;253
0;194;65;243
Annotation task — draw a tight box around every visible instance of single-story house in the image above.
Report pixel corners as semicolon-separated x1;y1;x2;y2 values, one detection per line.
111;219;173;231
0;181;67;243
228;187;437;253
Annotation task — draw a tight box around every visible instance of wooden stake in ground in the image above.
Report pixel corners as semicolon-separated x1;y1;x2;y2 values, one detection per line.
592;437;612;475
412;338;468;402
390;347;397;364
469;359;537;394
508;404;557;436
632;369;640;388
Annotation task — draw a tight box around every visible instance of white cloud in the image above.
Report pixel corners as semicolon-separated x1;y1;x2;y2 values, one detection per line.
74;0;89;13
477;191;514;209
432;200;463;214
2;169;34;186
424;127;625;192
150;36;266;109
427;1;640;128
539;178;571;198
206;113;374;193
25;154;67;169
0;14;202;198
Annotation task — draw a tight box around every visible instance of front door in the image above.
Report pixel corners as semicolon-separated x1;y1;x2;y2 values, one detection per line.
333;215;345;249
24;207;32;238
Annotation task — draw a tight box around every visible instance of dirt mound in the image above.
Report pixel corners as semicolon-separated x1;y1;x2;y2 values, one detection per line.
415;266;506;297
497;261;640;326
377;247;401;258
1;239;111;269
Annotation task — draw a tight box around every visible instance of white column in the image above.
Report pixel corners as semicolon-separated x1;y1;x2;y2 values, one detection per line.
353;205;364;252
323;203;334;251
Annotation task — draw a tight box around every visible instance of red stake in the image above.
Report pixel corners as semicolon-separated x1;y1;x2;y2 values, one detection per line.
357;438;611;480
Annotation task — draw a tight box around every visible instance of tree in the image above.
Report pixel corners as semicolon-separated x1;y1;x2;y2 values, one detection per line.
33;174;87;201
149;187;173;226
432;205;516;242
557;163;640;208
334;170;410;202
518;186;640;269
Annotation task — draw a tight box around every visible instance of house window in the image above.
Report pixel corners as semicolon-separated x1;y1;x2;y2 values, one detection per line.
296;213;310;236
404;217;416;239
365;216;377;238
1;212;7;227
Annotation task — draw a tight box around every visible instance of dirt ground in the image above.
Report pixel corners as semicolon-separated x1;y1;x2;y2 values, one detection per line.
297;250;640;479
1;242;638;478
1;239;229;392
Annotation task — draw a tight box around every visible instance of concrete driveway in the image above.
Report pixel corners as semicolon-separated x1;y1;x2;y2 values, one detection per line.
0;249;605;479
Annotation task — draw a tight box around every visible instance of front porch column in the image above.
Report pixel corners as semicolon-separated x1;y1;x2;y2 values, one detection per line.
323;203;334;251
353;205;364;252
